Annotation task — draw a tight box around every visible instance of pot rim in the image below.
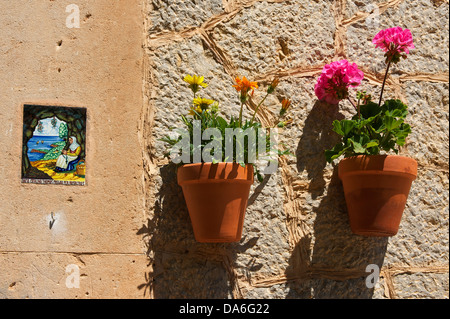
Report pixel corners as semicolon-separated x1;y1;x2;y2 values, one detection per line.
338;154;418;180
177;162;254;185
179;162;253;168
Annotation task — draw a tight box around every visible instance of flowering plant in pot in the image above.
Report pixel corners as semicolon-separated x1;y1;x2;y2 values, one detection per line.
162;75;292;242
315;27;418;237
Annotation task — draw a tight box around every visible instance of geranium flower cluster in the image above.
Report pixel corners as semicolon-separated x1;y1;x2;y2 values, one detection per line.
315;26;414;105
372;26;415;63
313;26;415;163
314;59;364;105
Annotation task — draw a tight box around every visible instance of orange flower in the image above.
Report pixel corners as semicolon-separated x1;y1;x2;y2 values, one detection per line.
267;78;280;94
281;98;291;110
233;76;258;94
280;98;291;116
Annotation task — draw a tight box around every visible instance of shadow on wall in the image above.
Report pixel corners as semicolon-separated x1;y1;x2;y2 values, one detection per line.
286;101;389;299
285;167;389;298
296;100;344;199
137;164;261;298
137;100;389;299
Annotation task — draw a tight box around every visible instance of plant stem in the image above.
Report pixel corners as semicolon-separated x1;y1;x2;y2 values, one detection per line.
356;96;361;119
378;58;392;107
347;97;358;113
250;92;269;124
238;101;244;128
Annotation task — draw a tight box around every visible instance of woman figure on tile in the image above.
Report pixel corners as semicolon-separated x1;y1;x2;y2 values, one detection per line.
55;136;81;172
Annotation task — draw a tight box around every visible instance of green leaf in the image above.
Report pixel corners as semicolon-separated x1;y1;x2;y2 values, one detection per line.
256;171;264;183
325;143;349;163
388;108;408;118
365;140;379;149
332;120;344;135
333;119;356;137
278;149;292;156
383;99;408;118
359;102;382;119
325;98;411;161
216;116;228;130
357;116;377;128
349;138;366;153
383;115;403;131
159;136;177;145
393;123;411;146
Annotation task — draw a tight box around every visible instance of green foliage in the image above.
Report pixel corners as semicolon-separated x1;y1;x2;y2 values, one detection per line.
161;76;292;182
162;106;281;182
325;99;411;163
59;122;68;140
42;141;67;160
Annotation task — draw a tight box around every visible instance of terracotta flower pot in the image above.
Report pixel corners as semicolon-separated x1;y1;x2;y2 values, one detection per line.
338;155;417;237
177;162;254;243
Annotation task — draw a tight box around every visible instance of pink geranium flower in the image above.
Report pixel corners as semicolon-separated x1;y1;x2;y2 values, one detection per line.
373;27;414;63
314;60;364;104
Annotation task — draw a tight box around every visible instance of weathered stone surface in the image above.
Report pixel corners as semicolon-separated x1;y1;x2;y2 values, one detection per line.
386;166;449;264
145;0;448;300
212;1;336;76
149;0;224;33
151;250;231;298
403;81;449;167
1;0;448;300
346;0;449;74
150;36;242;159
393;273;449;298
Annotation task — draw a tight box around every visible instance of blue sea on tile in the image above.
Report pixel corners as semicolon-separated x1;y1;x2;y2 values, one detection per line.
27;135;65;162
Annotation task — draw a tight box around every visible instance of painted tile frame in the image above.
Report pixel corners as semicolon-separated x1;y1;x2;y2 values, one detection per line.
21;104;87;186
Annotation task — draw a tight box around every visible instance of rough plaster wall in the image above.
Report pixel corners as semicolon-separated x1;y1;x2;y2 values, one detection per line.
144;0;449;298
0;1;149;298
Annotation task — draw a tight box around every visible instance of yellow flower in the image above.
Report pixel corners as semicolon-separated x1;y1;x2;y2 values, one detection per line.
188;96;215;116
188;105;203;116
183;74;208;93
193;96;215;110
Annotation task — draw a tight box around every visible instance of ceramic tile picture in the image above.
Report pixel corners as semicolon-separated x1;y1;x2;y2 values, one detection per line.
21;104;87;186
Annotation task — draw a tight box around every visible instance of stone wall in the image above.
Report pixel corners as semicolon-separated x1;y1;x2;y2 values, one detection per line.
144;0;449;299
0;0;448;299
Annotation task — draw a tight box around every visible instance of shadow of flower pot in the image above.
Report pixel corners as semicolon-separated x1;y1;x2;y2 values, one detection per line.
137;163;260;298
